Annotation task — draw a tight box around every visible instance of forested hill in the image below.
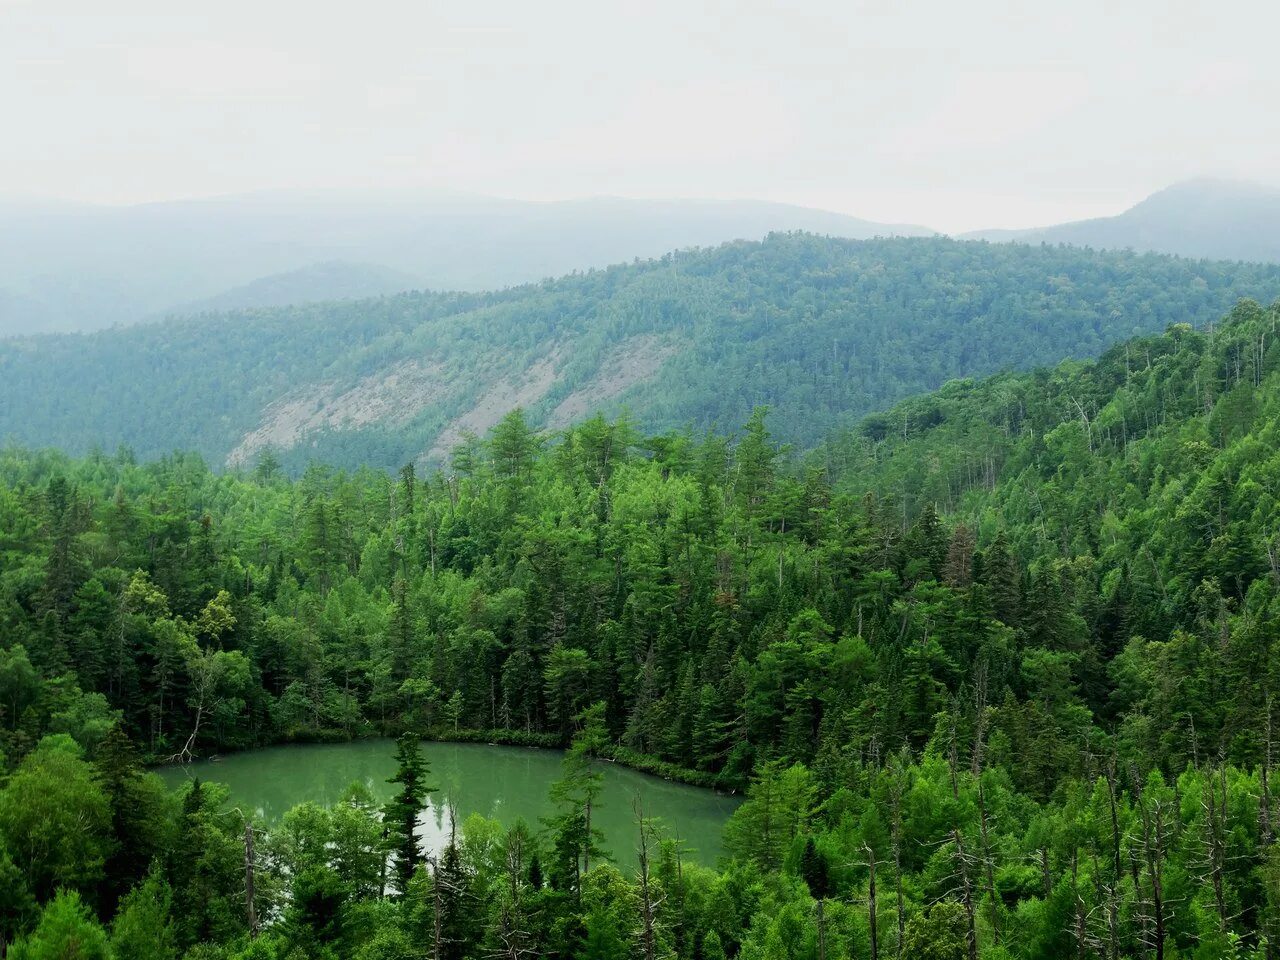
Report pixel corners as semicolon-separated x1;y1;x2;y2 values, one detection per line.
966;178;1280;264
3;300;1280;956
4;233;1280;473
817;294;1280;753
829;295;1280;564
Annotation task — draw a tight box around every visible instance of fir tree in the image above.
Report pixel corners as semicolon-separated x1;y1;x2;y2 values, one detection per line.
384;735;434;895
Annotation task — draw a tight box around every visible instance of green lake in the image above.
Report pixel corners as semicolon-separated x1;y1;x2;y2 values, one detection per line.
158;740;739;868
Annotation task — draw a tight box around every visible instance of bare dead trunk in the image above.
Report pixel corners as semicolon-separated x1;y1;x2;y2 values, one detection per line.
244;820;259;938
952;829;978;960
866;842;879;960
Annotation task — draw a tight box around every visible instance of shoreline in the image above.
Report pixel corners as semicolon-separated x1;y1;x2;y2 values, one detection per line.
146;726;741;797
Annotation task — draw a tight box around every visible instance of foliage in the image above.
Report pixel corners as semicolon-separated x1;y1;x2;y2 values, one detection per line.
8;891;110;960
1;299;1280;955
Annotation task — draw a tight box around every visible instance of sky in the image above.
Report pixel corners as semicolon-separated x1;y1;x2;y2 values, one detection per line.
3;0;1279;234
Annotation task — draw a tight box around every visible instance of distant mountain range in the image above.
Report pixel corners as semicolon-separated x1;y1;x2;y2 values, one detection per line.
965;179;1280;263
3;179;1277;337
3;234;1277;472
0;192;931;334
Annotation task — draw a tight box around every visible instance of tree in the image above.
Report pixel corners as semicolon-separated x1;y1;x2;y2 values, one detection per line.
384;734;434;894
284;866;347;953
490;409;540;482
95;725;169;905
253;448;281;482
573;863;634;960
900;902;968;960
800;837;831;960
169;602;251;763
0;645;40;733
0;735;113;901
330;783;385;899
633;799;669;960
543;647;593;739
166;779;248;947
8;890;110;960
547;705;608;895
981;533;1021;628
943;524;975;588
427;820;474;960
0;848;36;957
110;871;178;960
723;761;816;870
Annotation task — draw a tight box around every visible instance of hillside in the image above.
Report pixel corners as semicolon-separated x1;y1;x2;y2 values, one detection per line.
825;295;1280;629
167;260;424;314
0;191;931;334
4;300;1280;956
967;178;1280;263
3;233;1280;473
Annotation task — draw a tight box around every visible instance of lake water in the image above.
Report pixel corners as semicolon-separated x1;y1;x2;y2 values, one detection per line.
158;740;739;868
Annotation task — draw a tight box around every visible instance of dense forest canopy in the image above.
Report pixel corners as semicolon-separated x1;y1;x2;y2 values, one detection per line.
3;299;1280;957
4;234;1280;472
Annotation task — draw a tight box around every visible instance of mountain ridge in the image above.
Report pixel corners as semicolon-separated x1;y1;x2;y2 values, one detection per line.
3;233;1278;473
164;260;425;316
964;178;1280;263
6;178;1279;337
0;192;933;335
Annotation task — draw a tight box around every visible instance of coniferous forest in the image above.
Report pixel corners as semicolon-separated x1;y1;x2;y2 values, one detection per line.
3;297;1280;957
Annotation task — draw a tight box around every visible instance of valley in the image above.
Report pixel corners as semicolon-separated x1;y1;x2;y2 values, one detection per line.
8;6;1280;956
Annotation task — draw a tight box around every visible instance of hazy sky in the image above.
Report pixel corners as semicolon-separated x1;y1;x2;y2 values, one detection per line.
4;0;1278;233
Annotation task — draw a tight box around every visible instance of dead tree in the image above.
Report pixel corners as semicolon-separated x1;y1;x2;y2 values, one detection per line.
379;825;389;899
1263;696;1275;848
1083;846;1121;960
970;661;989;777
952;829;979;960
634;798;667;960
168;645;233;764
1070;847;1086;960
889;759;908;960
428;854;446;960
1202;763;1229;934
1132;778;1172;960
970;665;1001;943
1263;697;1278;960
244;818;259;939
427;805;471;960
865;842;880;960
486;827;536;960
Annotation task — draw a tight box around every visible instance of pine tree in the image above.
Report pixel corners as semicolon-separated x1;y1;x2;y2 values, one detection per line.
801;837;832;960
8;891;109;960
546;707;608;898
384;734;434;895
981;533;1021;629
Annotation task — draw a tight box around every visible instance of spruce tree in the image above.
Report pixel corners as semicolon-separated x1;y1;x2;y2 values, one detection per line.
384;735;433;895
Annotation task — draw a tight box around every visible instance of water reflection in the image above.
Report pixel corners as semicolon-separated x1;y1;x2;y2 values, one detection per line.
159;740;738;868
